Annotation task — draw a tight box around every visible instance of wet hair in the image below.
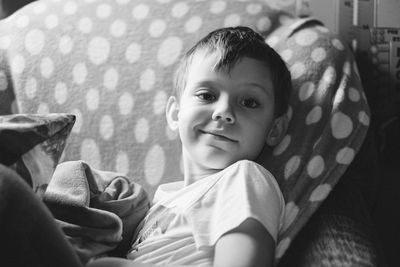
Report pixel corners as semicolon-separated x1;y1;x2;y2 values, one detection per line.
174;26;292;117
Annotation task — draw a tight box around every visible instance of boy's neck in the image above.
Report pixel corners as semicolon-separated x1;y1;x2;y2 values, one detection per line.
182;149;222;186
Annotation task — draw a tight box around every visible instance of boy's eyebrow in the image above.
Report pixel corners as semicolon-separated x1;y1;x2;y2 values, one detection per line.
242;82;272;96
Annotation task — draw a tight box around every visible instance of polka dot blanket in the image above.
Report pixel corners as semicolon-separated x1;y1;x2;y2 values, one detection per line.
0;0;370;262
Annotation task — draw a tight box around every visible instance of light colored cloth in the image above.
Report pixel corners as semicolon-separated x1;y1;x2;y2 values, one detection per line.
43;160;150;264
127;160;284;266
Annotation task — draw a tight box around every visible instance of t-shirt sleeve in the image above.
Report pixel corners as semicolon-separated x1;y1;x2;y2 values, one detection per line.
188;160;285;248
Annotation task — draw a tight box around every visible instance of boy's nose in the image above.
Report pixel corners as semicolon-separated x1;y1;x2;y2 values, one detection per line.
212;101;235;124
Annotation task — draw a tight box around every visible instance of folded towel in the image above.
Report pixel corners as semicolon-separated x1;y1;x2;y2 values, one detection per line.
43;160;150;264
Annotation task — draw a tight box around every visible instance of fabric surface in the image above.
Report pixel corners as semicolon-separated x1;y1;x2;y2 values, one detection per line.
43;160;150;264
0;0;370;261
0;113;75;197
0;163;83;267
128;160;284;265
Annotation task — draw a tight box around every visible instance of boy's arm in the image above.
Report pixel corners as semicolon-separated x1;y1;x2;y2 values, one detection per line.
214;217;275;267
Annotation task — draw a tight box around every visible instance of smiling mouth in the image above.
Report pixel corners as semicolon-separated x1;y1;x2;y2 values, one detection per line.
200;130;238;143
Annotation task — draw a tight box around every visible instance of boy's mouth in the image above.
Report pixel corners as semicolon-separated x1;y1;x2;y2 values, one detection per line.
199;130;238;143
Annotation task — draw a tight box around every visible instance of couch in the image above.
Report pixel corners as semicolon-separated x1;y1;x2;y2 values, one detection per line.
0;0;383;266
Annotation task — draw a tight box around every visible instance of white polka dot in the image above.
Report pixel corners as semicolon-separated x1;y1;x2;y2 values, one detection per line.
40;57;54;79
318;66;336;91
16;15;30;28
210;1;226;14
80;139;101;169
33;2;47;14
135;118;149;143
126;43;141;63
0;71;7;91
266;35;280;47
54;82;68;104
25;29;45;55
24;77;37;99
246;3;262;14
224;14;241;27
359;111;370;126
256;17;272;32
336;147;355;164
119;92;134;115
0;36;11;49
149;19;166;37
273;135;291;156
275;238;291;259
307;155;324;178
284;155;301;180
343;61;351;76
280;49;293;62
132;4;149;20
59;35;73;54
316;25;329;33
103;68;119;91
73;63;87;84
78;17;93;33
45;14;59;29
331;112;353;139
290;62;306;79
296;30;318;46
11;54;25;74
140;69;156;91
37;102;49;114
299;81;315;101
153;90;167;115
283;202;299;231
166;125;178;140
86;88;100;110
110;19;127;37
332;38;344;50
172;2;189;18
99;115;114;140
313;137;321;149
115;151;129;174
287;105;293;122
353;61;360;77
88;37;110;65
96;3;112;19
64;1;77;15
158;37;182;66
310;184;332;202
145;144;165;186
306;106;322;125
71;108;82;133
311;47;326;62
333;87;345;105
185;16;202;33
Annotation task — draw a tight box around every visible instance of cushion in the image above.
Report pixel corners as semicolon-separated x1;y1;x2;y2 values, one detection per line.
0;0;370;261
0;113;75;197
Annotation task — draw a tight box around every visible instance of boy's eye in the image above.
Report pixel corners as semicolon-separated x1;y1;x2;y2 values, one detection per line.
241;98;259;108
196;92;216;102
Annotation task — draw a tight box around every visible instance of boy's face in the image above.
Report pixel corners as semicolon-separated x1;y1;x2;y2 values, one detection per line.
167;51;285;173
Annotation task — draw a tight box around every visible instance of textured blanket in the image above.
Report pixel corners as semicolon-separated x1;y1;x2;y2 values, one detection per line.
43;161;150;264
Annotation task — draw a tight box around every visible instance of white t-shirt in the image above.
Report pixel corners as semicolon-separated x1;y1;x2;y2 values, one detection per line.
127;160;285;266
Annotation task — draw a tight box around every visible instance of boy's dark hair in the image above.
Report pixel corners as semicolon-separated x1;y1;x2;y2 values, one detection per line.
174;26;292;117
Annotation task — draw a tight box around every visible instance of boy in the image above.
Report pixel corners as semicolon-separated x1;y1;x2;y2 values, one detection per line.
89;26;291;267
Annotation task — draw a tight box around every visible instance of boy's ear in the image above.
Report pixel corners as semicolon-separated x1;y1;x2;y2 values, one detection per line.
166;96;179;131
266;114;288;146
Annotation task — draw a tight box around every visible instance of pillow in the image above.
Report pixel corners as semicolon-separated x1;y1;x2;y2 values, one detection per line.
0;113;75;197
0;0;292;195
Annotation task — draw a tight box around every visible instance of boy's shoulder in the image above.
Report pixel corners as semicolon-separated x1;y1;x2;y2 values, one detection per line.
221;160;275;186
